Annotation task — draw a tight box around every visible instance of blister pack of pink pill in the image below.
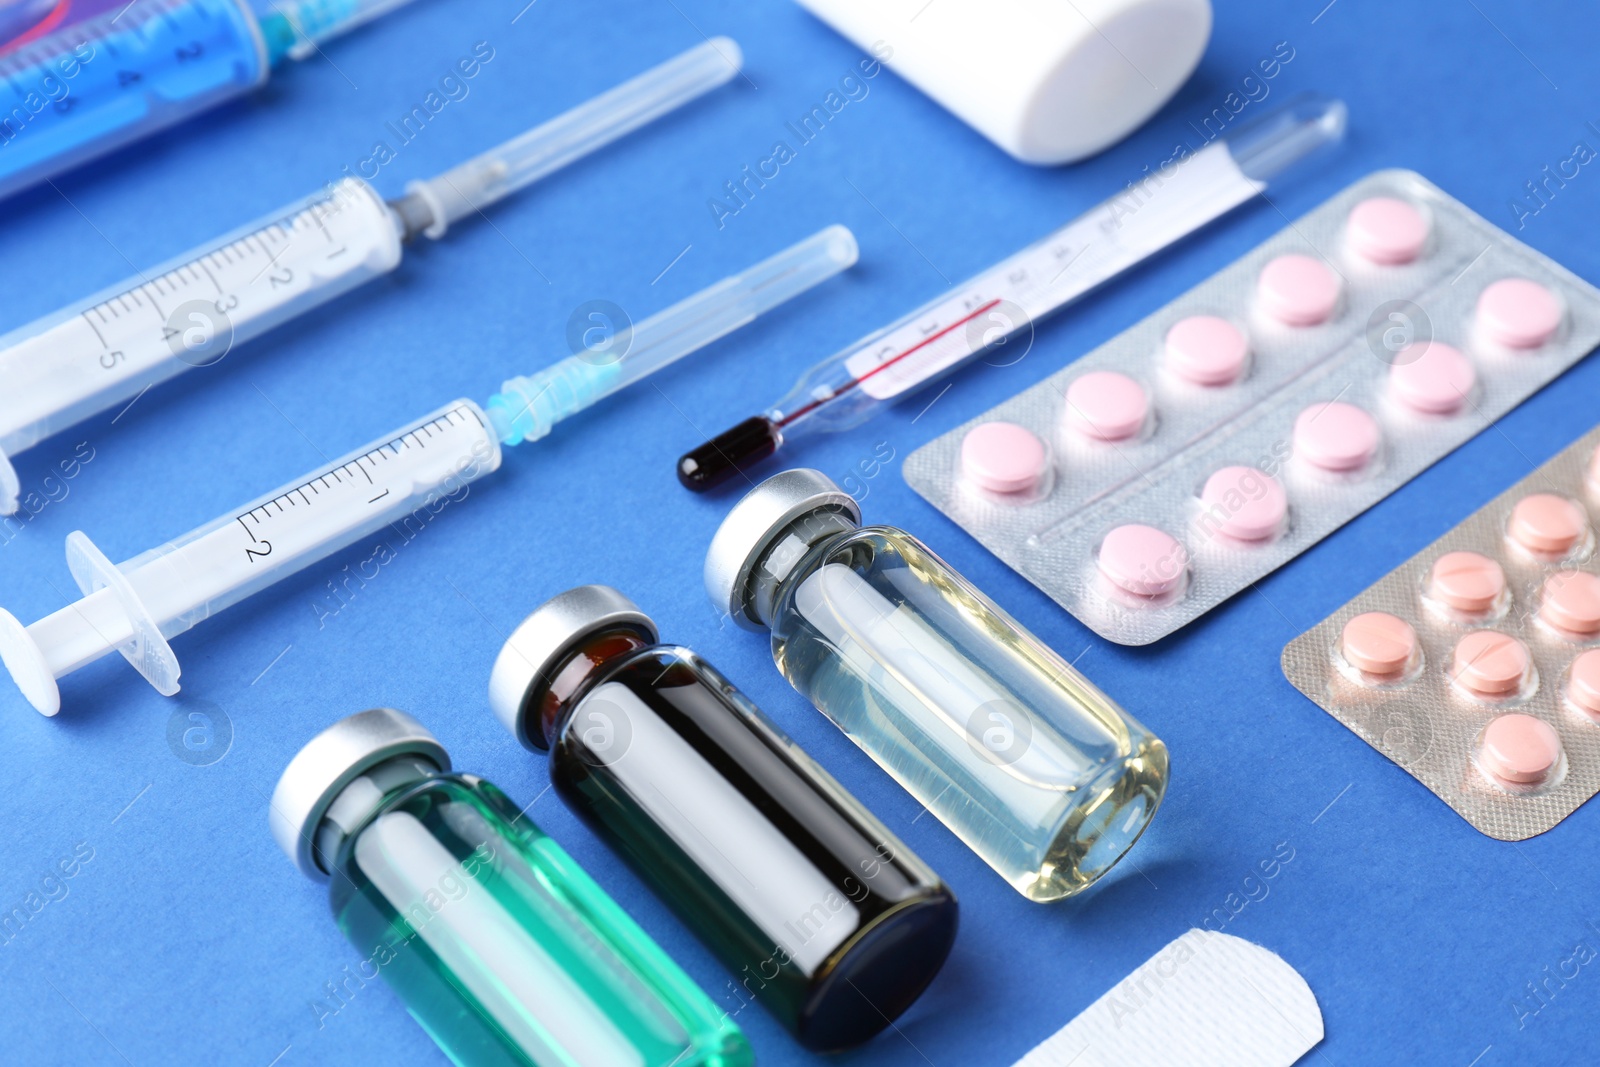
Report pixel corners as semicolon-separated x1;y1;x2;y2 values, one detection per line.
904;169;1600;645
1281;425;1600;839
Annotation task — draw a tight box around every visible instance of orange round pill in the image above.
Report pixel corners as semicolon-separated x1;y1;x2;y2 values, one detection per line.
1450;630;1531;697
1541;571;1600;635
1340;612;1418;675
1479;713;1562;785
1568;649;1600;716
1508;493;1588;555
1427;551;1506;613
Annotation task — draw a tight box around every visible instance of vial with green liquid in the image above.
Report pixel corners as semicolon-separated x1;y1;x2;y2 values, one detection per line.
705;469;1169;902
269;707;750;1067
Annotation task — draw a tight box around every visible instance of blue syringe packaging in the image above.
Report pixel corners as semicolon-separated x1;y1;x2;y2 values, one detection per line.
903;170;1600;645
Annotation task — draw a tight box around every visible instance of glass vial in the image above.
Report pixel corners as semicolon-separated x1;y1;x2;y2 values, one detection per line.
487;586;958;1052
269;707;751;1067
705;469;1169;902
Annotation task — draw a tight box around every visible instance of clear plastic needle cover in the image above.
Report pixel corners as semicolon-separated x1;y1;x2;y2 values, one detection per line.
0;227;855;716
0;38;745;516
676;94;1348;493
487;225;859;446
393;37;743;239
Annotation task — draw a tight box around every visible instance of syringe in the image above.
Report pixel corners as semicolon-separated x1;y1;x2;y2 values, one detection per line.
0;225;859;715
676;93;1348;492
0;36;743;516
0;0;428;200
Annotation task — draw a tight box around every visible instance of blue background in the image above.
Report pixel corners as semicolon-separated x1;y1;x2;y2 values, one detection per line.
3;1;1598;1064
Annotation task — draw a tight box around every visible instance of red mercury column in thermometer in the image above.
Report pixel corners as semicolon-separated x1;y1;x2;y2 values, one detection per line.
676;93;1349;493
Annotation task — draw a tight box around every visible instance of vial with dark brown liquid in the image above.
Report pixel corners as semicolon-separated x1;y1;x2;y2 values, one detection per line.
488;585;958;1052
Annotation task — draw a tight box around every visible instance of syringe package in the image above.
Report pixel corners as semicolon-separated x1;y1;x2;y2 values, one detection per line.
903;170;1600;645
1282;425;1600;840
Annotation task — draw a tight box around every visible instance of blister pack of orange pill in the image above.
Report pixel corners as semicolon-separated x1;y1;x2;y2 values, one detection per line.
1282;424;1600;839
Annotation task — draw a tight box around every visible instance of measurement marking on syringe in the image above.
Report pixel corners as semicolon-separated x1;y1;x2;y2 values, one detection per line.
79;313;109;348
249;235;295;285
310;205;337;245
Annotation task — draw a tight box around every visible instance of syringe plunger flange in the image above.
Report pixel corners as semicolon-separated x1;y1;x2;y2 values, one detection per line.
0;530;177;716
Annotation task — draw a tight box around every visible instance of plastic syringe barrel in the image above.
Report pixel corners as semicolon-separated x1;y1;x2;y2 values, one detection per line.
0;178;402;516
0;0;425;202
486;225;859;446
397;37;743;239
2;401;499;715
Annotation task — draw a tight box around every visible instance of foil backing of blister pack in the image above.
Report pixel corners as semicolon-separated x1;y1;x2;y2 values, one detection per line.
1282;425;1600;840
903;169;1600;645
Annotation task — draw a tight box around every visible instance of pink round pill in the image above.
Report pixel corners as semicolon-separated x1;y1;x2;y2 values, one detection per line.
1450;630;1531;697
1340;611;1418;676
1389;341;1476;415
961;422;1048;494
1164;316;1249;386
1568;649;1600;716
1257;254;1341;326
1541;571;1600;635
1345;197;1429;265
1198;466;1288;541
1427;551;1506;614
1293;401;1380;472
1065;371;1149;441
1477;278;1563;348
1479;713;1562;785
1097;524;1189;597
1508;493;1588;555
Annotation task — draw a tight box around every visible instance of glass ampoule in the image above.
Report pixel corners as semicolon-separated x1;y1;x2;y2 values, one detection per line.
705;469;1169;902
487;585;958;1052
269;707;750;1067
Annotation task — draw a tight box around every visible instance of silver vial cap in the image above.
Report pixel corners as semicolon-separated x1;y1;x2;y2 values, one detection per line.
704;468;861;631
488;585;658;750
269;707;449;881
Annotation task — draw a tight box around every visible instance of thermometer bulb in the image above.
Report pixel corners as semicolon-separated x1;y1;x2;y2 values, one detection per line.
677;416;782;491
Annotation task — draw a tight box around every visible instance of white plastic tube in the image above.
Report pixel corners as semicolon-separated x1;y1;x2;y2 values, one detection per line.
794;0;1212;164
